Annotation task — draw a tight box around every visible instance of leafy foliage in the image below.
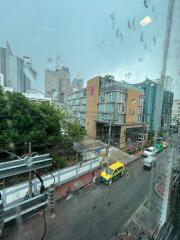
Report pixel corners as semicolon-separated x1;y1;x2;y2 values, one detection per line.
0;88;86;150
52;155;66;169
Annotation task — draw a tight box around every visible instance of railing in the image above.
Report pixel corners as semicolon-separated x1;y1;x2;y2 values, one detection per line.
0;156;102;207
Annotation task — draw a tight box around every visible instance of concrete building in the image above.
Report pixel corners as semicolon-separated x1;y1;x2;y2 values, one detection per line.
45;66;71;103
0;41;32;92
66;75;146;149
71;78;84;90
66;88;86;126
161;91;174;131
171;99;180;124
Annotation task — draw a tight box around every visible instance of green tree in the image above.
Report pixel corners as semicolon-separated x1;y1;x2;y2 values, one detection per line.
0;88;86;152
65;120;86;143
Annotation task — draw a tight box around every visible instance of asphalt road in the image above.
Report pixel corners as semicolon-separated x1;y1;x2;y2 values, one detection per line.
3;150;171;240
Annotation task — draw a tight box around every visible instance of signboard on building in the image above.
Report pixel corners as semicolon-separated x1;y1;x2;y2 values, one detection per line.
89;86;94;96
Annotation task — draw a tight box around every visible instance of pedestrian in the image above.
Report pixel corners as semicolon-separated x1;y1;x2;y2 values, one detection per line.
125;169;129;180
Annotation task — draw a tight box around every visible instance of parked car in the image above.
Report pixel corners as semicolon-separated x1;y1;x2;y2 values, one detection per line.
143;156;155;170
157;137;164;143
101;161;125;185
155;143;163;153
143;147;157;157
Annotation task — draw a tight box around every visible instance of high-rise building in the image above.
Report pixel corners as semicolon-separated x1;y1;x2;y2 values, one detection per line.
161;91;174;131
45;69;60;99
0;72;13;92
45;66;71;103
59;66;71;101
71;78;84;90
156;75;173;91
125;78;173;133
0;73;4;86
0;47;6;85
0;41;33;92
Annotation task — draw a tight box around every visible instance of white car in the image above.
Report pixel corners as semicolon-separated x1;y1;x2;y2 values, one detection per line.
143;147;157;157
143;156;156;170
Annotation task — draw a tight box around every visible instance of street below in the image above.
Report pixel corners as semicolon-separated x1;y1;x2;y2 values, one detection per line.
4;150;171;240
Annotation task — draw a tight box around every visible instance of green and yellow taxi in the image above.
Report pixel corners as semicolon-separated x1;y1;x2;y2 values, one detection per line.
101;161;125;185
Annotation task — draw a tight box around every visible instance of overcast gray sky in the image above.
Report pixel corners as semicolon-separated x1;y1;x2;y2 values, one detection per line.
0;0;180;97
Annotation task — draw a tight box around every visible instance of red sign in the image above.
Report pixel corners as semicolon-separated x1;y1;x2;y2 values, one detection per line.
89;86;94;96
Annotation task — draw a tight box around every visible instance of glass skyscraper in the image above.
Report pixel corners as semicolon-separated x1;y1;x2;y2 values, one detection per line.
0;41;31;92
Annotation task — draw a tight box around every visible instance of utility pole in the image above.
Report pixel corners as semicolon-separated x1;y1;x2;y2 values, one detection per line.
106;121;112;165
28;142;32;198
106;100;118;165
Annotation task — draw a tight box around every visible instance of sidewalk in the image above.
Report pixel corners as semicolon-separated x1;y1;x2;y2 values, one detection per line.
83;137;142;166
115;194;163;240
154;174;168;200
109;147;142;166
55;168;101;200
55;139;142;201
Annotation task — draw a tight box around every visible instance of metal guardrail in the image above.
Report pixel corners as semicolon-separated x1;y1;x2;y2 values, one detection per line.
4;194;47;223
0;154;52;179
0;156;102;207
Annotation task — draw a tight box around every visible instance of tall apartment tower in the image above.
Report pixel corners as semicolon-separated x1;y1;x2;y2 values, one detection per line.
0;47;6;86
45;66;71;103
45;69;60;99
59;66;71;101
0;41;32;92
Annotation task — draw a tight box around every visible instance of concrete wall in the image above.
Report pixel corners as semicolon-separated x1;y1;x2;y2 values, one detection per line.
85;76;100;139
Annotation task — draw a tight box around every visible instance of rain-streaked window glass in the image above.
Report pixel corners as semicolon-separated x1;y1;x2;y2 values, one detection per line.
0;0;180;240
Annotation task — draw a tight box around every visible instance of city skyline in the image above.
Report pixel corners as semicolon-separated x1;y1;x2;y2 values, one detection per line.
0;0;180;97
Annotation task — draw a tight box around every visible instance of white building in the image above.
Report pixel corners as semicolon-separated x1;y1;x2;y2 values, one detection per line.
0;41;34;92
0;72;13;92
171;99;180;124
0;73;4;86
23;90;51;103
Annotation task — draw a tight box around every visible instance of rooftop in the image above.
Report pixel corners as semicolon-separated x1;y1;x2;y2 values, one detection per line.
109;161;124;170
